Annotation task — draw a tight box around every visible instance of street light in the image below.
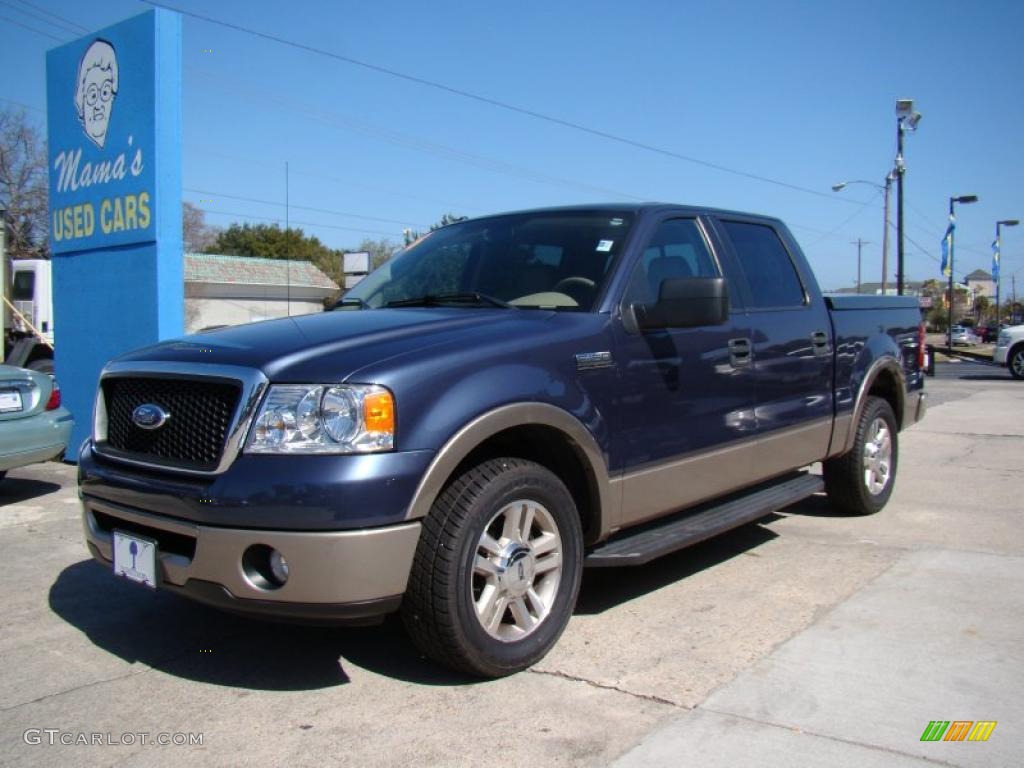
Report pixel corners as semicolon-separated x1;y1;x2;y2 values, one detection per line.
832;175;896;292
995;219;1019;325
946;194;979;353
895;98;922;295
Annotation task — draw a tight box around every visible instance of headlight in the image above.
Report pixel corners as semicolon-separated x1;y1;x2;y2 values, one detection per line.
245;384;394;454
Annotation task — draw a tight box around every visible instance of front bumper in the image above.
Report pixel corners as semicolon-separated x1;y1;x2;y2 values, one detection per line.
82;495;421;622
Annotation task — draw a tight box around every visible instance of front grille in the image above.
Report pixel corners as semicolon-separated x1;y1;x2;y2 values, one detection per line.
102;376;241;471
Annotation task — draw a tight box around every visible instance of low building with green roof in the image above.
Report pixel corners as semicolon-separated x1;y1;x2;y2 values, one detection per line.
184;253;339;333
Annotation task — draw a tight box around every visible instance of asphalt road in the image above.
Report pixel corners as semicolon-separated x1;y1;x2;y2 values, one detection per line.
1;372;1021;767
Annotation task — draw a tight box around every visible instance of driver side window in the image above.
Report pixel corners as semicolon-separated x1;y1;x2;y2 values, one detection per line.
624;219;718;305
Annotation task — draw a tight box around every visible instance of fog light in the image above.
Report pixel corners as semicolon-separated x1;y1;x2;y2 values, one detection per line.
269;550;289;584
242;544;289;590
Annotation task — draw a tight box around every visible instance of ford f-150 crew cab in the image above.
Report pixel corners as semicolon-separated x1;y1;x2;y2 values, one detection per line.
79;204;926;677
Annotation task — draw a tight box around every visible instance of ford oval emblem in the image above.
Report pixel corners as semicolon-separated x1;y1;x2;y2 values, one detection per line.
132;403;170;430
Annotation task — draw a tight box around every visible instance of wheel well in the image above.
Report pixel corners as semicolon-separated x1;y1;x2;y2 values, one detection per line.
866;369;903;428
455;425;601;544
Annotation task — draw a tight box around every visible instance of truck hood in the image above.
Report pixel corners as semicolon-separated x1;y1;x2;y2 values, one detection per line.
113;308;554;381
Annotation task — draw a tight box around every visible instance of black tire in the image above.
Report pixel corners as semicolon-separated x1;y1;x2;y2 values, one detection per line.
27;358;55;375
1009;346;1024;380
401;457;583;678
823;396;898;515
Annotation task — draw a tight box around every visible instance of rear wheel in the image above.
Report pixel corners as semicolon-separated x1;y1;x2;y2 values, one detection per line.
1009;346;1024;380
823;396;898;515
401;458;582;677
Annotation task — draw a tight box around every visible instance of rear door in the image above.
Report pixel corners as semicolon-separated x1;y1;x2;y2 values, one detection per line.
710;217;833;470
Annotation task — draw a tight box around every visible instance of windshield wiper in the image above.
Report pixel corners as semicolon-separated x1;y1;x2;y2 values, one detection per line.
385;292;514;309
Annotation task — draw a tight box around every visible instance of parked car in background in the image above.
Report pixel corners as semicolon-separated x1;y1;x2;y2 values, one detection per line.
0;365;73;482
994;325;1024;379
949;326;980;346
976;325;1000;343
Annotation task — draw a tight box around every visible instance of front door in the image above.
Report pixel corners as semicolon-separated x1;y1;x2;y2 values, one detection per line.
610;215;754;527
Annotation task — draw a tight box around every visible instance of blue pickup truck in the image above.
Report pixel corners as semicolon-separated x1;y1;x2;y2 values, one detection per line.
79;204;926;677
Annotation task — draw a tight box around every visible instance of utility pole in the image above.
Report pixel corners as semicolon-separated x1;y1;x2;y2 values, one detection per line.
852;238;869;294
882;173;893;293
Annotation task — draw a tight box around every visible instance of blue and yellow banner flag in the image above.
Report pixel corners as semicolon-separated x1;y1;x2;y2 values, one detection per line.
941;220;955;277
992;238;1000;282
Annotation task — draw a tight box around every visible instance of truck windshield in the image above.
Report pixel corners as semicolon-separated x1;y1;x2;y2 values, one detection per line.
341;210;635;311
12;270;35;301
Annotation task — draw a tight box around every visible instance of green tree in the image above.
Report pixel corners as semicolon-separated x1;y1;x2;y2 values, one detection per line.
973;294;990;323
208;222;344;284
403;212;468;246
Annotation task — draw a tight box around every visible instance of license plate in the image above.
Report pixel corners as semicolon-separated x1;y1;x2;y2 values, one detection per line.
112;531;158;589
0;389;22;413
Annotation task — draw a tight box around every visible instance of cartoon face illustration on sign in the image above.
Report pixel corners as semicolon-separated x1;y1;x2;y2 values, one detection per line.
74;39;118;149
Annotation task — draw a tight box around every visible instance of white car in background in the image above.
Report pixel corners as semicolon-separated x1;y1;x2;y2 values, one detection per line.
994;325;1024;379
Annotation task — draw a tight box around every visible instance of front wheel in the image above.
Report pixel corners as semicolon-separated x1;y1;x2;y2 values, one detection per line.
401;458;583;677
823;396;898;515
1009;346;1024;380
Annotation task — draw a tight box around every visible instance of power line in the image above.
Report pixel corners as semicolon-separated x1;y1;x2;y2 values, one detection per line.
0;12;66;41
2;0;85;37
145;0;865;205
196;206;405;239
804;190;882;248
188;144;488;214
184;187;428;228
191;66;650;201
11;0;87;33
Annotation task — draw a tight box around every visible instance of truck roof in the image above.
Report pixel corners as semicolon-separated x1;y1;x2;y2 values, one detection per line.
457;203;786;226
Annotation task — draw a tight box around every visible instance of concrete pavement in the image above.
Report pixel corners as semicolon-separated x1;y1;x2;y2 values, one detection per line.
1;368;1021;766
615;380;1024;767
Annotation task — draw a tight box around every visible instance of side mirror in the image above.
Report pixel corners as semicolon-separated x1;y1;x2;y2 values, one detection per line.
633;277;729;330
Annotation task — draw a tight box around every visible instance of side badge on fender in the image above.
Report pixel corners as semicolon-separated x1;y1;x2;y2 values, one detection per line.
575;351;614;371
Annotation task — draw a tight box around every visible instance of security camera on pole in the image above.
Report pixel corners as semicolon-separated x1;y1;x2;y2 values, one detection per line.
895;99;922;296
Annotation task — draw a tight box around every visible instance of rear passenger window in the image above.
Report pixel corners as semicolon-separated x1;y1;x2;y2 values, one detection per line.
624;219;718;305
721;221;806;308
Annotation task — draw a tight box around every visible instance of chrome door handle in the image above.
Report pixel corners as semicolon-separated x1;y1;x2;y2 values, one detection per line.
811;331;830;357
728;338;752;367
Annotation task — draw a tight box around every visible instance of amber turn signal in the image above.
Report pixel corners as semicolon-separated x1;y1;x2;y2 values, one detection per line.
363;390;395;434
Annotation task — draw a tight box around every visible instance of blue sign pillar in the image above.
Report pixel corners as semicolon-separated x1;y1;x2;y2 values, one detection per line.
46;9;182;456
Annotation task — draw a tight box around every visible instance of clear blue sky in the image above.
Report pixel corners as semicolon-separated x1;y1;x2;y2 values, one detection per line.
3;0;1022;291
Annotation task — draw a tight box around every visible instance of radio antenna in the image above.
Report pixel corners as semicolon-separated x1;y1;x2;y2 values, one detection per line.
285;161;291;317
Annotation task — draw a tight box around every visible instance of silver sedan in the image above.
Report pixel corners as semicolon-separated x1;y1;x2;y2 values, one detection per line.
0;365;74;482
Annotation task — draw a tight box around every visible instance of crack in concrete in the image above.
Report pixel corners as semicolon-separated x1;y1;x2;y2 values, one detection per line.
913;429;1024;439
698;705;963;768
0;666;150;713
529;667;685;709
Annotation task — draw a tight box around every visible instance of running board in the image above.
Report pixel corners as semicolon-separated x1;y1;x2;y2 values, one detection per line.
585;472;824;567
